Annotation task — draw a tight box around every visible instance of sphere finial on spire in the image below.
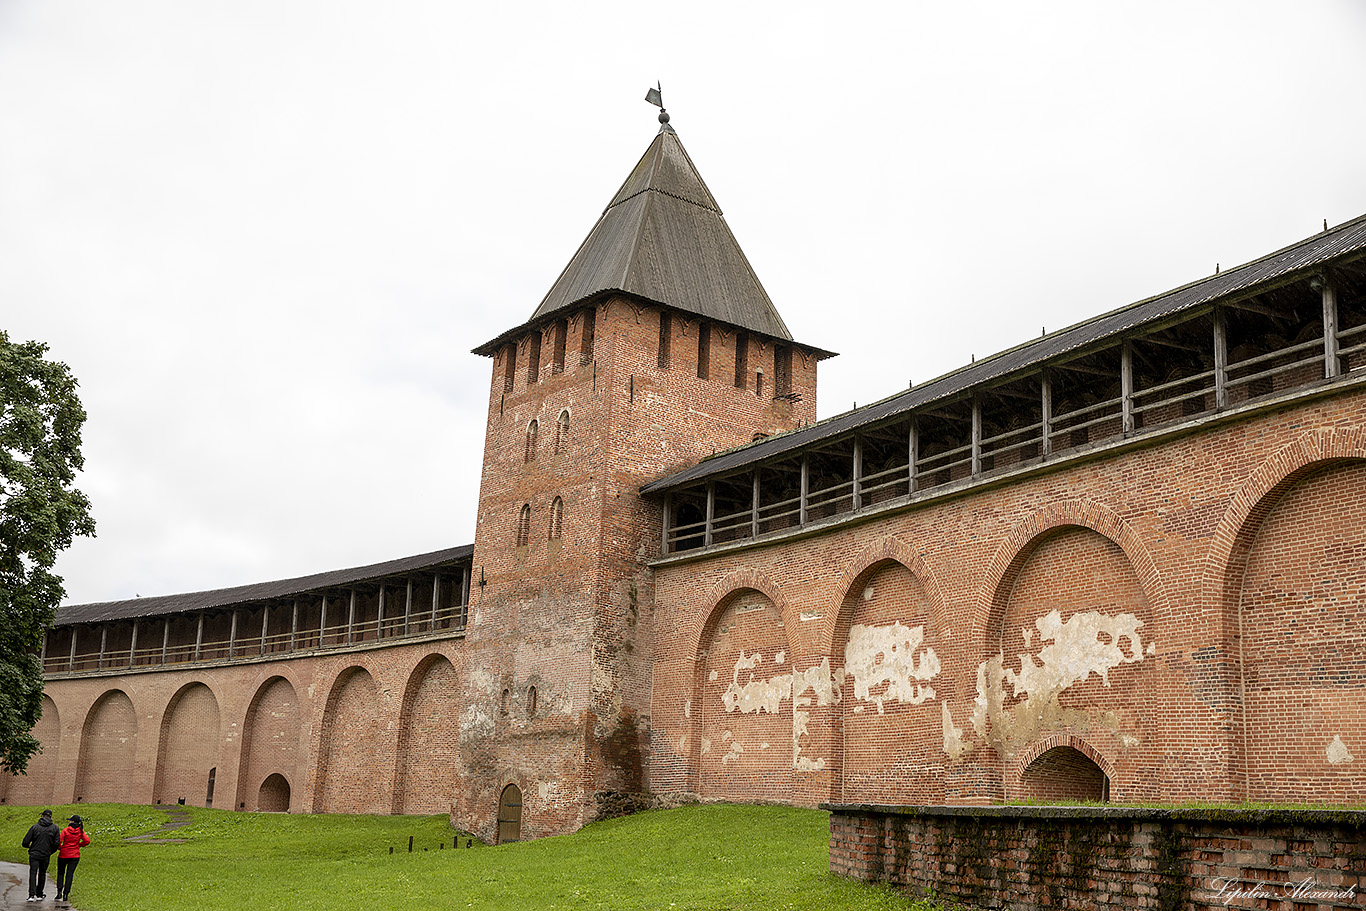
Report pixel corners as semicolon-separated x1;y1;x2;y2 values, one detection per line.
644;82;675;133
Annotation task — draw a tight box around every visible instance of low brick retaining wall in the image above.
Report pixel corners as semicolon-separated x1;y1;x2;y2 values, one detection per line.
824;803;1365;910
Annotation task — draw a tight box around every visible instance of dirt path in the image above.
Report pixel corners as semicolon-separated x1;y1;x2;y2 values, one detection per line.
123;809;192;845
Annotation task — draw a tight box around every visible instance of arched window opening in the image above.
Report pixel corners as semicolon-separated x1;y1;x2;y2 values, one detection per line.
500;688;510;716
527;686;538;717
733;331;749;388
497;783;523;844
555;410;569;454
1018;746;1109;803
548;497;563;541
515;505;530;548
525;420;538;463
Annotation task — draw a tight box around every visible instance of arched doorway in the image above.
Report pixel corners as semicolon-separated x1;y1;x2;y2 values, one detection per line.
258;773;290;812
497;784;522;844
1019;746;1109;803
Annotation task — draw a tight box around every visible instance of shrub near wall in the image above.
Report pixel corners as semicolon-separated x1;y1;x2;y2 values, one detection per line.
825;804;1366;911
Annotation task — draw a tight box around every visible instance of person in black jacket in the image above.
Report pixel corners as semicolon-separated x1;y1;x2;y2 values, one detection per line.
21;809;62;902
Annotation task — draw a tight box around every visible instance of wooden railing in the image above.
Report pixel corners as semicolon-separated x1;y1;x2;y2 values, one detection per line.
664;293;1362;555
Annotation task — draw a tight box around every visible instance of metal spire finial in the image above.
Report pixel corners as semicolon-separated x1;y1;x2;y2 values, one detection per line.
645;82;674;133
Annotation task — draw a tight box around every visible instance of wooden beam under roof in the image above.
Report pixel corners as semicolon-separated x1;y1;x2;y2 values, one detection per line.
1134;332;1205;353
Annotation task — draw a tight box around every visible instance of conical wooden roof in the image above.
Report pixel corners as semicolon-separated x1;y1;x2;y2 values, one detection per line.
475;128;793;354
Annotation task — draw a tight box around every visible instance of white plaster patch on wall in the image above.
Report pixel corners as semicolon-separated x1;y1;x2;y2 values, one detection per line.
942;702;969;759
791;657;836;771
792;698;824;770
709;670;718;682
800;611;823;621
683;699;691;719
844;622;940;713
1328;735;1355;765
1015;609;1145;691
469;667;498;693
723;650;793;715
458;704;495;743
722;733;743;764
700;736;710;756
969;609;1148;756
775;651;786;664
539;781;552;800
793;657;838;708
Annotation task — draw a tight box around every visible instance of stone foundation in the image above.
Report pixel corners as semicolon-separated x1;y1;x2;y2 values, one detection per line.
825;804;1366;910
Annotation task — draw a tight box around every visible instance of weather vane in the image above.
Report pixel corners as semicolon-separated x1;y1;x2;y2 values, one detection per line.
645;82;674;133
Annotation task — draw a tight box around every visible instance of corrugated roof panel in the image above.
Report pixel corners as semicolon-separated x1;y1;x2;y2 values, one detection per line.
56;544;474;625
608;131;720;212
475;128;797;354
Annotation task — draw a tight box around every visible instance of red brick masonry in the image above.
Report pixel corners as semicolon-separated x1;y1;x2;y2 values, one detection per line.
825;804;1366;911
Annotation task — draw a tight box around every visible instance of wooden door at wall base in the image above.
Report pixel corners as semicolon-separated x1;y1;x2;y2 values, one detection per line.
497;784;522;844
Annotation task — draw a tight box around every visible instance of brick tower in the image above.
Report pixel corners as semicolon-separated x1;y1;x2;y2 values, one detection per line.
461;115;831;839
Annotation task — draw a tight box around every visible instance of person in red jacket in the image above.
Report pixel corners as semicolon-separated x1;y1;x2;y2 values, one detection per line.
54;815;90;905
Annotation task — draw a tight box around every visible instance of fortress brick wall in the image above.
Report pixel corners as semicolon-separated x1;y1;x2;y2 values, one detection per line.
648;382;1366;808
13;126;1366;851
11;294;825;842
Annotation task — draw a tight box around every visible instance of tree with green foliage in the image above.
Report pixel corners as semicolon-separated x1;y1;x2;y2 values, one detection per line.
1;330;96;775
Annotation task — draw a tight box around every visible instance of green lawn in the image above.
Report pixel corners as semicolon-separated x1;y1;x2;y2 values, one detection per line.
2;802;947;911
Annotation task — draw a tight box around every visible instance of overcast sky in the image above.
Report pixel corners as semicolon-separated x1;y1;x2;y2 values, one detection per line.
4;0;1366;606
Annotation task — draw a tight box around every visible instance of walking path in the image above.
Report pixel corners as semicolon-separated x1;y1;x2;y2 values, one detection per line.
123;809;192;844
0;860;77;910
2;807;194;908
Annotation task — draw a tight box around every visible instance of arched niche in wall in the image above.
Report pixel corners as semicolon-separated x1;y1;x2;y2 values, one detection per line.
985;524;1153;800
5;696;60;806
833;558;945;805
1232;459;1366;802
392;654;459;815
694;586;794;803
236;675;300;812
258;773;291;812
1017;741;1111;803
154;681;222;808
75;689;138;804
316;666;385;814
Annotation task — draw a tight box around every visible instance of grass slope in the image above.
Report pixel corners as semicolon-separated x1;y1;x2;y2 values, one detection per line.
2;803;943;911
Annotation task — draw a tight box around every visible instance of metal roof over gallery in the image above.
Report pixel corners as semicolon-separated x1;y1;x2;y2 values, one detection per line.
645;214;1366;556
